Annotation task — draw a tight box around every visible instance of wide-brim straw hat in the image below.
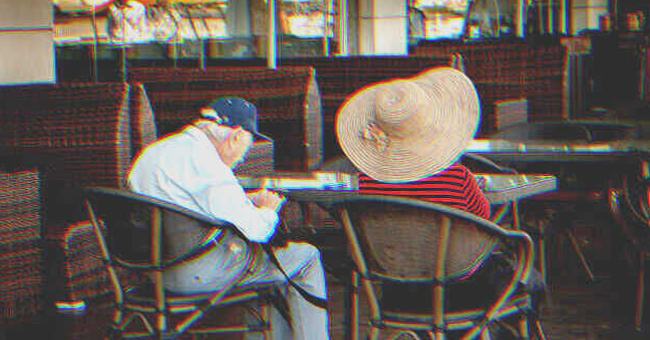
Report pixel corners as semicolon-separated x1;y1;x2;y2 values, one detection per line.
336;67;480;183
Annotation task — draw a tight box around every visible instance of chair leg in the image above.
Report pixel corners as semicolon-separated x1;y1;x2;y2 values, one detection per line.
537;219;553;308
518;316;530;340
261;302;272;340
480;328;492;340
369;326;381;340
346;271;360;340
533;319;547;340
566;229;595;282
105;324;123;340
636;250;646;331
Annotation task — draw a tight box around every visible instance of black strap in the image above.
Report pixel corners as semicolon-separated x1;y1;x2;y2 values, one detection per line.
261;243;328;310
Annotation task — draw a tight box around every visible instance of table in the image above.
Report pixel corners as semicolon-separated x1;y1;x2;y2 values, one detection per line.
466;138;650;163
237;171;358;192
467;133;650;325
238;172;556;203
476;173;557;205
238;171;557;228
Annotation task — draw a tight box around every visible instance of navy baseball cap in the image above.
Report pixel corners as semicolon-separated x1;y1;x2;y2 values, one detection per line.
202;97;271;141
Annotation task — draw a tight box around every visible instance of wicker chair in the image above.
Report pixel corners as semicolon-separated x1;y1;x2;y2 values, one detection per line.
330;194;545;340
83;187;275;339
608;158;650;331
0;168;44;323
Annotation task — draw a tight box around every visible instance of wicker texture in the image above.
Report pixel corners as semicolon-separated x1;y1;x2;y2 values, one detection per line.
129;57;452;162
411;41;566;132
346;200;499;281
45;220;140;303
129;82;158;157
234;139;275;176
333;195;539;340
0;169;44;321
0;83;156;304
83;187;272;339
0;83;132;189
129;66;319;171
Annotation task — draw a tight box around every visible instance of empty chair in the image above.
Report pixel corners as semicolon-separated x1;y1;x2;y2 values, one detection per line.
83;186;275;339
331;194;545;340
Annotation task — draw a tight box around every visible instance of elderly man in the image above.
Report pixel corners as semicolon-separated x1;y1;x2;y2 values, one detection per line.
128;97;329;340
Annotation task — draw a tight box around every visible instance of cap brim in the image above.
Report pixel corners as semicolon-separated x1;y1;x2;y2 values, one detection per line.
254;132;272;142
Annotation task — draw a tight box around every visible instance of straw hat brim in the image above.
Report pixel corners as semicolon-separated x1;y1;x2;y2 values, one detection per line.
336;67;480;183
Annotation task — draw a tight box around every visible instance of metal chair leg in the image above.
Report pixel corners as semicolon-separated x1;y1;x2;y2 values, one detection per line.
636;250;646;331
261;302;272;340
369;327;381;340
518;316;530;340
534;319;547;340
480;327;492;340
566;229;595;282
346;271;360;340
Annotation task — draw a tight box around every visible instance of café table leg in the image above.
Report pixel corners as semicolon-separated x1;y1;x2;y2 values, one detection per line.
345;270;360;340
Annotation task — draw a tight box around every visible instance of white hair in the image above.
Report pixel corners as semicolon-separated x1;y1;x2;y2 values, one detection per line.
194;120;232;142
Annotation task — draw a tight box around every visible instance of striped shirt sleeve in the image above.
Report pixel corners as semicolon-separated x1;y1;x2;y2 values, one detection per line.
358;164;491;220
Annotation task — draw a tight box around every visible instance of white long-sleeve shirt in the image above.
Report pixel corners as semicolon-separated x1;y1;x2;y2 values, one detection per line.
128;125;279;243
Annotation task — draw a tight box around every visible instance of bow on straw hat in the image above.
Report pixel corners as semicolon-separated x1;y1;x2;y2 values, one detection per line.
336;67;480;183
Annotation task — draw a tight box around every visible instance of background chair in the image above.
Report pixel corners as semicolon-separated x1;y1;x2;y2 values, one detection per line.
488;121;637;286
83;186;275;339
608;157;650;331
331;194;545;340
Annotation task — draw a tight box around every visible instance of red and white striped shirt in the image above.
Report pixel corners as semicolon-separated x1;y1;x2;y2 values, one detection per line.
358;164;491;220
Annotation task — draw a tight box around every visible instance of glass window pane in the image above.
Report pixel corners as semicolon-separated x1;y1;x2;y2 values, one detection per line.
466;0;517;39
411;0;472;40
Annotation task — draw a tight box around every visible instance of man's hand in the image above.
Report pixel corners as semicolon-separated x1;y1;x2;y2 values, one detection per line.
247;189;286;212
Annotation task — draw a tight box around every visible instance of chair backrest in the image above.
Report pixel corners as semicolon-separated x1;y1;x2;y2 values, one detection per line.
129;66;321;171
0;168;44;320
490;122;591;142
332;195;503;283
83;187;250;271
319;155;359;174
610;165;650;253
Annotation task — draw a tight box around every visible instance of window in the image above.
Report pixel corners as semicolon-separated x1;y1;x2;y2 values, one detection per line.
411;0;472;40
410;0;520;40
280;0;335;38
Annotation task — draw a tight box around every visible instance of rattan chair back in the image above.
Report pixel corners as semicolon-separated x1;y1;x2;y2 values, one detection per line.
339;195;500;283
331;194;539;340
83;186;270;339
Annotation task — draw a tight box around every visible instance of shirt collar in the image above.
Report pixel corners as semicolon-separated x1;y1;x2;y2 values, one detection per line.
183;125;223;159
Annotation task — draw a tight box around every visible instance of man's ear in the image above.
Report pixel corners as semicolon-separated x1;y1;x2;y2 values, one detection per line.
223;127;242;150
230;127;246;142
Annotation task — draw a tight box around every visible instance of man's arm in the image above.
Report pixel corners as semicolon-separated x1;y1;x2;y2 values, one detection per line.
192;178;281;243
